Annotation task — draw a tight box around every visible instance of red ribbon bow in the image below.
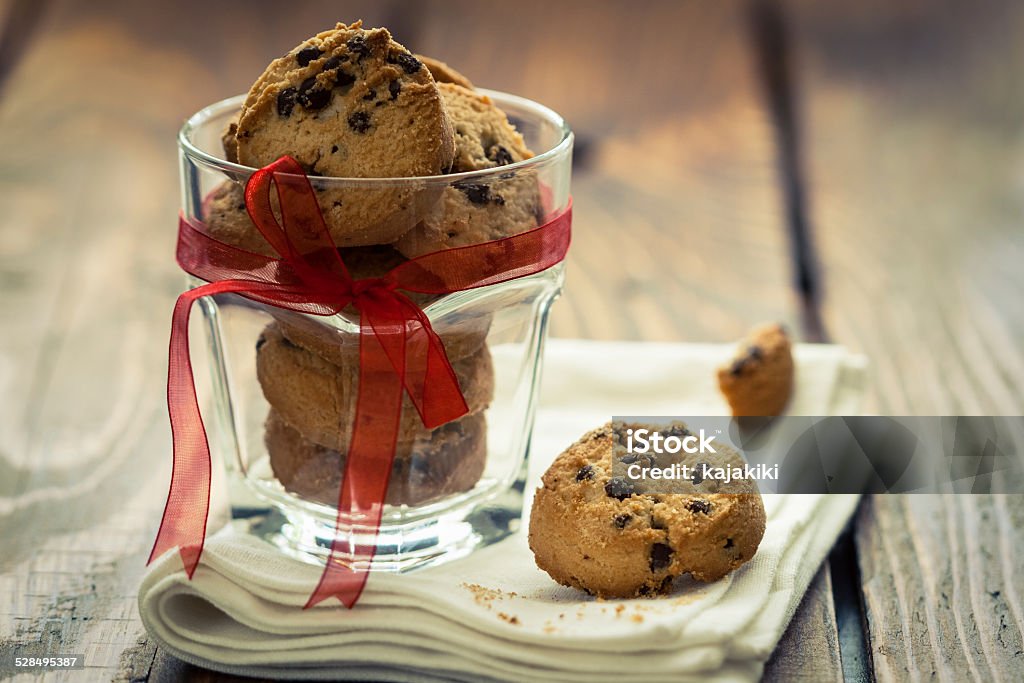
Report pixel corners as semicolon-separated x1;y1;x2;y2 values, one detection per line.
148;156;571;608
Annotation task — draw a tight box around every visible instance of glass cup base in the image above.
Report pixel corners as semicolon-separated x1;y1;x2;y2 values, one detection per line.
235;456;528;574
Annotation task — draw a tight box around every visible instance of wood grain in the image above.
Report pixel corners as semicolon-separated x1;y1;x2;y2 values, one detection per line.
0;0;47;94
856;496;1024;682
787;0;1024;679
787;0;1024;415
763;565;844;682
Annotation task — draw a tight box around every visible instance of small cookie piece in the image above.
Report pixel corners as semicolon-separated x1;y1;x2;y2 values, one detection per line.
256;322;494;450
529;423;765;598
415;54;474;89
234;22;456;247
266;409;487;506
393;83;540;258
717;323;794;416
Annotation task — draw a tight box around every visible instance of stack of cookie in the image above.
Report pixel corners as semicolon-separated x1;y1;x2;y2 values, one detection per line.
207;22;542;506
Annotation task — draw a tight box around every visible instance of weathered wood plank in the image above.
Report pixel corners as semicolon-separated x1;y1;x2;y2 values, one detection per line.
788;0;1024;415
763;564;844;682
856;496;1024;682
787;0;1024;679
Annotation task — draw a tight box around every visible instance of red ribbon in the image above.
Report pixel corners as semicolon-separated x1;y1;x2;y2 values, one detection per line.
148;156;571;608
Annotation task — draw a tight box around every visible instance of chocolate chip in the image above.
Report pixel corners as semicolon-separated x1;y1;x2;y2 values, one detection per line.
604;477;635;500
297;77;331;110
649;543;673;571
488;145;514;166
347;35;370;60
620;454;638;464
347;111;371;133
315;56;353;89
730;345;764;376
362;89;377;101
256;335;267;351
691;463;708;485
724;538;735;549
687;498;712;515
330;145;338;153
276;87;297;116
454;182;491;205
492;194;506;206
389;51;422;74
333;70;356;88
665;424;692;438
409;454;430;475
575;464;595;482
296;46;323;67
322;55;347;70
613;514;631;529
388;79;401;100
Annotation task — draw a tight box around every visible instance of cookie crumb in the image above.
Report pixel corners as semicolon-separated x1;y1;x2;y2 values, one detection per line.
462;582;501;607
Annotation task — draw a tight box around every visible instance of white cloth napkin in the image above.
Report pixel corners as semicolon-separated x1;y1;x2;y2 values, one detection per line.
139;339;867;682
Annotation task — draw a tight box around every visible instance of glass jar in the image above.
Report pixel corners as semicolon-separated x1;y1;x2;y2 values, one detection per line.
178;92;572;572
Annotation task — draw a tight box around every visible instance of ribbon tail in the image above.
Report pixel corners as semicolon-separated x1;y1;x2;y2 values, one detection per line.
306;321;404;608
149;280;274;579
404;308;470;429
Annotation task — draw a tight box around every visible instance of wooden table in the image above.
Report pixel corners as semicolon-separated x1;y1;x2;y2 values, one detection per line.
1;0;1022;680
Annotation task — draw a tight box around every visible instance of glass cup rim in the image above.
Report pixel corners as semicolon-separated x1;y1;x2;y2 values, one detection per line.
179;89;573;185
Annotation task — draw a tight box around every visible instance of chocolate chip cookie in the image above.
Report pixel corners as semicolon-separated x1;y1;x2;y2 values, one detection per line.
266;408;487;506
255;322;494;450
234;22;456;247
718;323;794;416
529;423;766;598
393;83;541;257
